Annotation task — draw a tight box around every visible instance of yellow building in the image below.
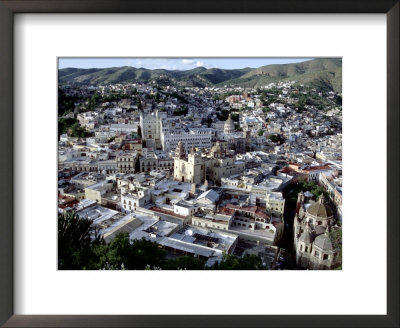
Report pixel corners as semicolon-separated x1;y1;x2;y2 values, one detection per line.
173;141;245;185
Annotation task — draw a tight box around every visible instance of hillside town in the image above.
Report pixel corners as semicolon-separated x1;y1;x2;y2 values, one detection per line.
58;63;343;270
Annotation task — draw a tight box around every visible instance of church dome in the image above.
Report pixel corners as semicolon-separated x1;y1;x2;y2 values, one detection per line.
299;230;314;244
306;201;332;218
224;114;235;133
313;233;333;251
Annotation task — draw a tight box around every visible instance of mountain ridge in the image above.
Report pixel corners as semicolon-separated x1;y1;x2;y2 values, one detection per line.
59;58;342;92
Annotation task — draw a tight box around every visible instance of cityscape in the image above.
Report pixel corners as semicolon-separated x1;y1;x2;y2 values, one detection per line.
58;58;342;270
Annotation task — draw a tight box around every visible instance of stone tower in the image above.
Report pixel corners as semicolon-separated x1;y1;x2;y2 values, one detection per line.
187;146;203;184
175;141;185;159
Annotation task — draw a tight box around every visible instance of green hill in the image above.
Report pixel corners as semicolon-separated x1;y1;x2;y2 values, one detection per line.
218;58;342;92
59;58;341;92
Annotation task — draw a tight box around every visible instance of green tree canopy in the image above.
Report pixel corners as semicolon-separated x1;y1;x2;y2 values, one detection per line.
92;233;166;270
58;212;101;270
58;117;92;138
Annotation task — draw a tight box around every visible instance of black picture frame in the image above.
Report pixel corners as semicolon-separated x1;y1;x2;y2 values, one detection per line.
0;1;398;327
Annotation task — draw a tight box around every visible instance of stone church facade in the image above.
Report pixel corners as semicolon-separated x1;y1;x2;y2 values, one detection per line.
293;192;341;270
173;141;245;185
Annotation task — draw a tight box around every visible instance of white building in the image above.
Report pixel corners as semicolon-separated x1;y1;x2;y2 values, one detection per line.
110;124;137;134
161;128;213;153
265;192;285;216
139;110;167;149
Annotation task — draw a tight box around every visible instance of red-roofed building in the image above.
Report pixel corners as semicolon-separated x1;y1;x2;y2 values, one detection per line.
285;163;335;182
58;194;79;212
218;203;276;232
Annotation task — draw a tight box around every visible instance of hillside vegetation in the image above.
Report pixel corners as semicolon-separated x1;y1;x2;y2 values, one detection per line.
59;58;342;92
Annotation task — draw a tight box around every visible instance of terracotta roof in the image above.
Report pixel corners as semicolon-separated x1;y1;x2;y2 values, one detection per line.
218;208;236;216
149;207;186;219
58;199;79;209
223;204;269;219
302;165;331;172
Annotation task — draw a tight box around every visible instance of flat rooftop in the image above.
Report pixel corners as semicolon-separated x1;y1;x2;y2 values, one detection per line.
76;204;120;226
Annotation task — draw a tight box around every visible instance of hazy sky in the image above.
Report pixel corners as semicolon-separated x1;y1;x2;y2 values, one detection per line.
58;58;313;70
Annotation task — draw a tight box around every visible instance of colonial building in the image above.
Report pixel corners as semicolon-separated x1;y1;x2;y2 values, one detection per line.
265;192;285;217
293;192;341;270
116;152;139;174
139;110;167;149
139;148;174;173
161;128;213;153
173;141;245;185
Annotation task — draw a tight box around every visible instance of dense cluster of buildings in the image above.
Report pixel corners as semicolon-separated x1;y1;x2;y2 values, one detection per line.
58;77;342;269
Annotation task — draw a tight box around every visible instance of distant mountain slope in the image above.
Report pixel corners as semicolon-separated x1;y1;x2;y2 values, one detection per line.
58;58;341;92
218;58;342;92
58;65;252;87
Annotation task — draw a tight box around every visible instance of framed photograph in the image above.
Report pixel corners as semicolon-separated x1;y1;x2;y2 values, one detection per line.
0;1;398;327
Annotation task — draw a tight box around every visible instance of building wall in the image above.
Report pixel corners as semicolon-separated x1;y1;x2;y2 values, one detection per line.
117;154;137;173
296;242;334;270
162;130;212;152
266;194;285;215
192;217;229;230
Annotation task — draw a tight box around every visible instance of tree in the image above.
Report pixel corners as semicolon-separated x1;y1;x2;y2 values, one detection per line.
92;234;166;270
86;91;101;110
329;228;342;269
257;129;264;136
231;113;239;122
58;212;101;270
153;92;160;101
58;117;77;137
334;94;342;105
58;87;80;116
216;109;229;121
205;117;213;127
173;106;188;116
269;134;280;143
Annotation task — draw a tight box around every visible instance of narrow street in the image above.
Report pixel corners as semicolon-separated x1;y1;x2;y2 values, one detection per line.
274;186;298;269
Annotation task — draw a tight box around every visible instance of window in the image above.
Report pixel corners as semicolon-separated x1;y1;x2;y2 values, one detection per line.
314;251;319;256
300;244;303;251
323;254;329;260
305;246;308;252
